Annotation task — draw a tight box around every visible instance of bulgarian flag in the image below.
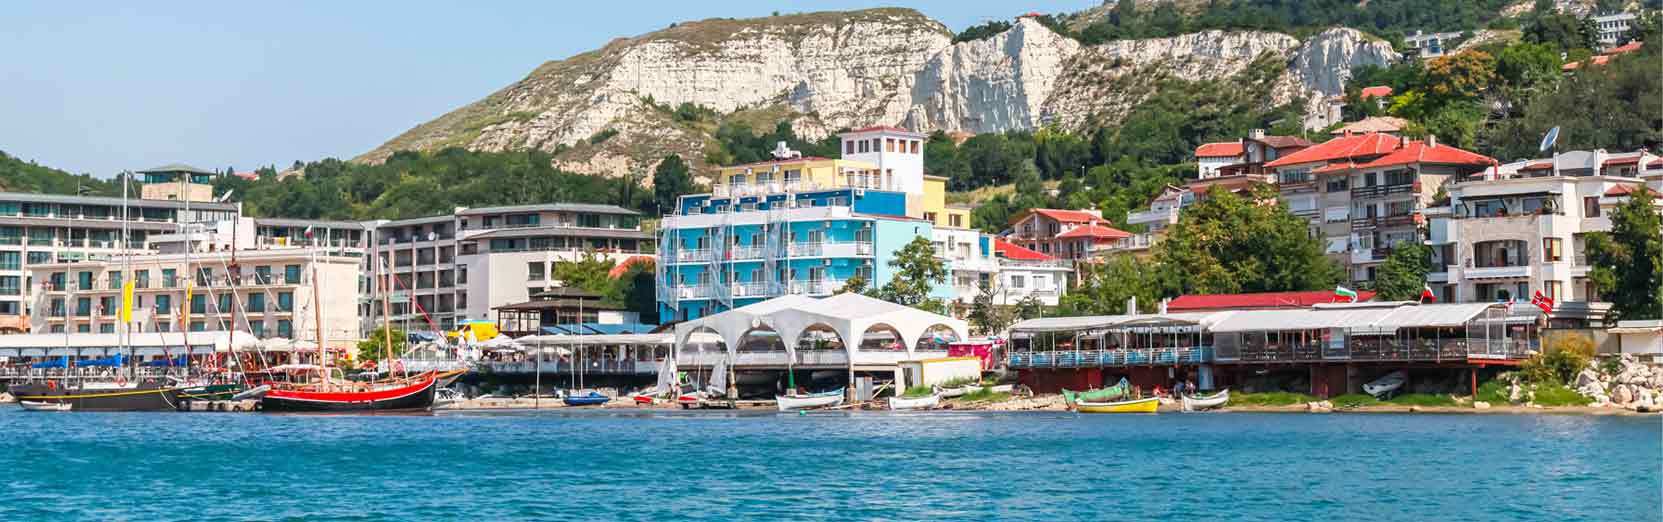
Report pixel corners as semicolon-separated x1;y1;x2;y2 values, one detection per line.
1334;286;1359;303
1420;284;1436;303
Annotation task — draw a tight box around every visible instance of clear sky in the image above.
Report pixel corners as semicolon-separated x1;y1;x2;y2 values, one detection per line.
1;1;1101;177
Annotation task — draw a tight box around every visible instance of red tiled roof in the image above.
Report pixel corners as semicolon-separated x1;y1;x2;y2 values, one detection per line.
233;172;259;180
1649;159;1663;169
607;255;654;279
1256;135;1313;149
1520;161;1554;170
1603;156;1642;166
1562;61;1582;71
1013;208;1107;225
1603;184;1656;197
1591;55;1610;66
1359;85;1394;99
1330;116;1408;136
1263;133;1401;168
840;125;922;135
1166;290;1378;311
1605;41;1643;55
1055;224;1132;240
1195;142;1245;158
993;238;1054;261
1355;140;1496;169
1311;162;1357;175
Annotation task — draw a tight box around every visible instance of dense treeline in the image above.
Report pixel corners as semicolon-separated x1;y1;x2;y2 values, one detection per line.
0;150;125;196
1045;0;1529;45
214;149;650;220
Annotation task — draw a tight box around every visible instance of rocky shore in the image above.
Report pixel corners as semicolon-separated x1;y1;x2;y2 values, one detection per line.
1572;354;1663;411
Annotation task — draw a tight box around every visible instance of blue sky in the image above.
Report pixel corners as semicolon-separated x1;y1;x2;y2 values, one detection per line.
1;1;1100;177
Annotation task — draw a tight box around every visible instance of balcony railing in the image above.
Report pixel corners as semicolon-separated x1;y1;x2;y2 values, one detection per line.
1464;265;1532;279
1351;183;1415;199
789;279;845;297
1351;214;1415;230
1126;206;1180;225
1009;347;1216;368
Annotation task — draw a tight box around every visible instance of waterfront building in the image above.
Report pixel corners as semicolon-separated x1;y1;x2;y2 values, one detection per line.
1005;208;1147;260
1425;149;1658;326
1192;129;1312;179
1591;12;1637;47
1264;133;1495;286
364;203;652;333
1165;290;1378;313
987;239;1069;306
26;220;363;350
1127;131;1310;245
657;127;1000;322
1401;29;1464;59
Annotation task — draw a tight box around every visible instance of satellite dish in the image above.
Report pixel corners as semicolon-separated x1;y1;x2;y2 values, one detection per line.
1538;126;1559;153
214;189;235;203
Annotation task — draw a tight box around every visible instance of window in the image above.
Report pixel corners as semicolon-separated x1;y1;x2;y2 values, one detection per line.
1383;169;1414;186
1583;196;1600;218
49;298;64;317
284;264;302;284
0;276;18;296
728;174;746;186
78;324;90;333
135;270;149;289
99;324;114;333
950;214;963;228
191;294;206;315
77;271;92;290
528;262;545;281
277;320;292;338
923;212;937;223
162;269;177;288
27;251;51;264
250;321;265;337
886;138;896;152
1010;275;1026;288
1325;176;1349;193
217;294;232;314
845;140;854;155
858;140;868;153
1543;237;1563;262
74;297;90;317
190;321;205;332
1546;280;1562;300
0;301;17;315
99;296;114;316
108;271;122;290
457;266;467;285
910;140;920;154
49;325;64;333
277;292;294;312
155;294;171;314
0;251;18;270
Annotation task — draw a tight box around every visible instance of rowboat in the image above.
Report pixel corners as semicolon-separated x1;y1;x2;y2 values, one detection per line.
936;384;972;398
1181;389;1229;412
19;400;71;412
776;388;845;411
1075;396;1160;413
563;391;610;407
1062;379;1129;406
889;393;940;411
1363;371;1406;399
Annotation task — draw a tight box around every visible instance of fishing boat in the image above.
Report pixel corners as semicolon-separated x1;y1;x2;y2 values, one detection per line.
19;400;72;412
563;390;609;407
888;393;939;411
10;379;182;412
1181;389;1229;412
261;372;438;412
775;388;845;411
1062;378;1130;406
1363;371;1406;399
1076;396;1160;413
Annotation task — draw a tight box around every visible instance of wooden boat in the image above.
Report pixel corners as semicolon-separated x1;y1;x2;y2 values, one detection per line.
19;400;72;412
775;388;845;411
1076;396;1160;413
889;393;939;411
261;373;438;412
1181;389;1229;412
1062;380;1129;405
562;391;609;406
1363;371;1406;399
11;380;182;412
936;384;972;398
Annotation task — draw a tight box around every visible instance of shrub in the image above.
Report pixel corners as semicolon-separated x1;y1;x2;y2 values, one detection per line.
1232;392;1317;406
901;386;934;398
1519;335;1594;386
1330;393;1380;408
1529;384;1592;407
1475;380;1510;404
587;128;619;145
1385;393;1457;407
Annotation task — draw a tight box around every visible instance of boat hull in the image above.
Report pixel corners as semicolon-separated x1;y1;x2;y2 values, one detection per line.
776;389;845;411
1076;397;1160;413
261;376;437;412
563;394;609;407
178;383;245;402
11;382;181;412
1181;389;1229;412
889;394;939;411
19;401;72;412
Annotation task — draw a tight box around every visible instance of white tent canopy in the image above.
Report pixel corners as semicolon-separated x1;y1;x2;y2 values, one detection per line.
672;293;970;359
0;331;257;357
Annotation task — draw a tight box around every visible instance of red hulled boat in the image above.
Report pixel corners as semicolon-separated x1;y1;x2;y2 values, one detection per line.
260;372;438;412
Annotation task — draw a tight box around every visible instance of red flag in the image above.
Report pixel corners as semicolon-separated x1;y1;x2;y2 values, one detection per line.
1531;290;1554;314
1420;284;1436;303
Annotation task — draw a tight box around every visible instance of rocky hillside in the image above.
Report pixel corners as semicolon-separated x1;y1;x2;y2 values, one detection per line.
359;8;1397;178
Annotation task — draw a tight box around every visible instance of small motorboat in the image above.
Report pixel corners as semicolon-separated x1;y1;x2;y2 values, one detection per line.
1363;371;1407;399
1075;396;1160;413
776;388;845;411
889;393;940;411
1181;389;1229;412
562;391;610;407
19;400;72;412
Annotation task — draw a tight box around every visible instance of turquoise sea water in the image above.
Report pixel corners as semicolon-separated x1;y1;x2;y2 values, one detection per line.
1;408;1658;521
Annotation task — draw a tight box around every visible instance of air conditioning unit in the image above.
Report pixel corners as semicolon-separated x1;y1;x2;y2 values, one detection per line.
823;259;832;267
786;200;798;209
734;286;747;297
854;188;865;197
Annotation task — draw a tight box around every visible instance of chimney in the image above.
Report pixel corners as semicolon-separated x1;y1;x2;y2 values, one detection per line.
1427;134;1437;148
1157;298;1169;314
1249;128;1266;140
1126;296;1138;316
1400;135;1409;148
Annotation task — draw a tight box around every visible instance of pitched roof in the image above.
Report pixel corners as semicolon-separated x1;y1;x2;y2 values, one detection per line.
1312;162;1358;175
1354;140;1495;169
1012;208;1107;225
1263;133;1402;168
1649;159;1663;169
607;255;655;279
1330;116;1408;136
1255;135;1313;149
993;238;1054;261
1167;290;1378;312
1603;156;1642;166
1055;224;1132;240
1358;85;1394;99
1605;41;1643;55
1195;142;1245;158
1603;184;1655;197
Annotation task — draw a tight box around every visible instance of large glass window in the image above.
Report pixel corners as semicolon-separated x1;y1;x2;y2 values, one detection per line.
284;264;302;284
0;251;19;270
190;294;206;315
277;320;293;338
277;292;294;312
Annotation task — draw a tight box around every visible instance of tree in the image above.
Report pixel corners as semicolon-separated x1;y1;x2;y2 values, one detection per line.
1526;13;1596;52
1372;242;1432;300
1061;254;1167;315
608;259;658;324
1586;190;1662;320
1156;186;1344;295
967;281;1016;336
836;275;867;295
551;253;616;298
1421;51;1496;106
651;154;696;216
356;326;407;363
878;237;947;307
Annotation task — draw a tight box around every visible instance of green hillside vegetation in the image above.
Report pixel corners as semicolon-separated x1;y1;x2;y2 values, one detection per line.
0;150;123;196
1046;0;1530;45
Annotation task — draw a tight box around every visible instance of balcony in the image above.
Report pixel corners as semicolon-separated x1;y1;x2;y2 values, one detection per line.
789;279;845;297
674;249;714;263
1351;214;1415;231
1351;183;1414;199
1126;206;1180;226
728;245;767;261
728;281;774;298
788;241;873;258
1464;265;1532;279
711;181;831;199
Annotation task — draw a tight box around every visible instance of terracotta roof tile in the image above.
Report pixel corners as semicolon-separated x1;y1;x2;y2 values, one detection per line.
1359;86;1394;99
1354;140;1495;169
1256;135;1314;149
1263;133;1402;168
993;238;1054;261
1055;224;1132;240
1166;290;1378;311
1014;208;1107;225
1196;142;1245;157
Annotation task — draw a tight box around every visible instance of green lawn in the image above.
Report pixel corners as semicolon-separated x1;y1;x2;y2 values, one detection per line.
1231;391;1317;406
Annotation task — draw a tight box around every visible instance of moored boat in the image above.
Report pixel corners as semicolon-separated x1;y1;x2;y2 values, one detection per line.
1075;396;1160;413
1364;371;1406;398
988;384;1015;394
936;384;972;398
563;390;609;406
10;380;182;412
260;373;437;412
19;400;72;412
1181;389;1229;412
1062;379;1130;406
889;393;939;411
775;388;845;411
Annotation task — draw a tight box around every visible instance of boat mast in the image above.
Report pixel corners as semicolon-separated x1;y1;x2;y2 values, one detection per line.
121;172;131;383
311;249;326;390
378;255;394;378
